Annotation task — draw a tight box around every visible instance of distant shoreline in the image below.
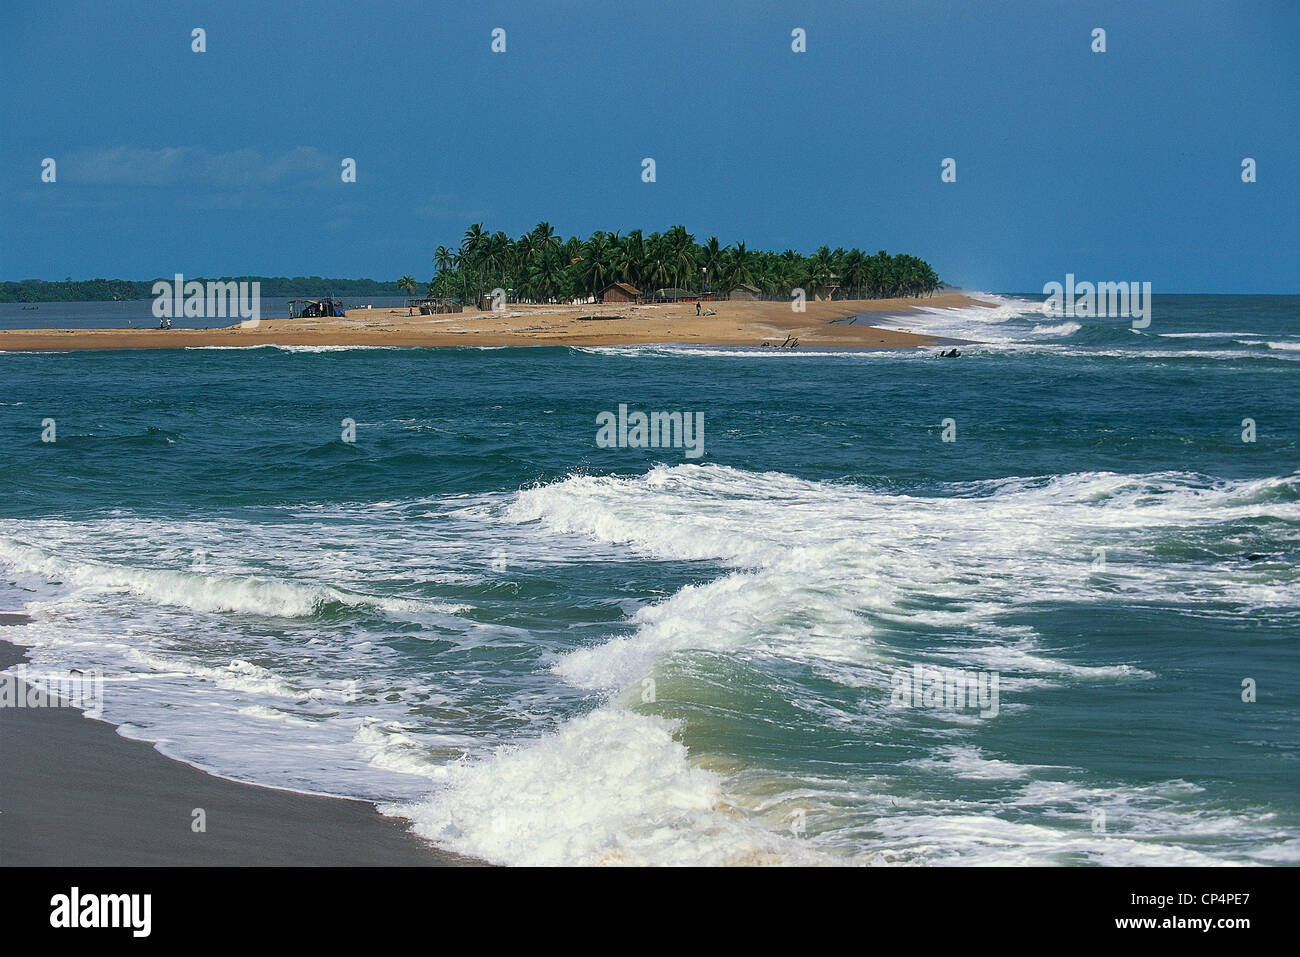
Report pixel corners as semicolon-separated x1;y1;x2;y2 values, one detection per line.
0;278;402;304
0;293;987;353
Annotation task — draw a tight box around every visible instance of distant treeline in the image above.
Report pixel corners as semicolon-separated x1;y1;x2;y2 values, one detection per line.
0;278;403;303
424;223;942;304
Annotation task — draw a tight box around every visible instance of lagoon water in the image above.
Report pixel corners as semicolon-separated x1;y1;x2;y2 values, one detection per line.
0;296;412;330
1;294;1297;865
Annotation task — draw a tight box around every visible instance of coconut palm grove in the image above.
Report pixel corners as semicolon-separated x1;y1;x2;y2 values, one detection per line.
423;223;942;304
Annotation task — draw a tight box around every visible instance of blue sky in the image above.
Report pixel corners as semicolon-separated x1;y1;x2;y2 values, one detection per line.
1;0;1296;291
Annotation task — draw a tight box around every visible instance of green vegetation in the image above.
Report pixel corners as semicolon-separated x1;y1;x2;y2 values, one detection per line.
428;223;941;303
0;277;404;303
1;228;942;305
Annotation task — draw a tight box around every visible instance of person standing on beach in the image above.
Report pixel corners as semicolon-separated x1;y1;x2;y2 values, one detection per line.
696;301;702;316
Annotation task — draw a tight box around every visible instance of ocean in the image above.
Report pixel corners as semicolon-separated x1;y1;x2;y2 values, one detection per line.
1;293;1297;866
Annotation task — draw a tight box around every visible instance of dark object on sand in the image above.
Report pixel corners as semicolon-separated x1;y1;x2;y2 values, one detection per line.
288;298;346;319
407;297;462;315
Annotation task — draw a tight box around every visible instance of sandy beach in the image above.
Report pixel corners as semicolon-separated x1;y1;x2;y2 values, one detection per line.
0;623;478;867
0;293;984;352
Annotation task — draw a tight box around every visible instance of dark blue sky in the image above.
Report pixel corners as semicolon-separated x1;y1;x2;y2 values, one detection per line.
2;0;1296;291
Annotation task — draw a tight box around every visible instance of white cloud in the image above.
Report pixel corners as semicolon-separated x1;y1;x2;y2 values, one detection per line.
66;145;334;187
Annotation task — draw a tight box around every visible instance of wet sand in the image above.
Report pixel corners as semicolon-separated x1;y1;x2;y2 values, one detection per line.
0;625;479;866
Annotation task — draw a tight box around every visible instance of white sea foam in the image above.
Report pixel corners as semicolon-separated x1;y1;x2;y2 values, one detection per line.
387;464;1298;864
182;344;280;351
4;463;1295;865
1160;331;1256;339
500;464;1300;696
1239;339;1300;352
391;708;835;865
183;344;410;353
871;293;1042;343
1030;321;1081;336
573;345;918;360
273;344;411;353
572;297;1296;364
0;537;457;619
857;294;1299;364
961;343;1300;362
904;745;1053;780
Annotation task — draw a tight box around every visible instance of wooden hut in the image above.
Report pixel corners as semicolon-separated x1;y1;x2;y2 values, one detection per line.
600;282;641;303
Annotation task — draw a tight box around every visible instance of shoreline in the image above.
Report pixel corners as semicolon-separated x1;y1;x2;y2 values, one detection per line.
0;293;987;353
0;623;481;866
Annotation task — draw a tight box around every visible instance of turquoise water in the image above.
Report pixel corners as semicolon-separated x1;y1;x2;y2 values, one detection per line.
1;294;1297;865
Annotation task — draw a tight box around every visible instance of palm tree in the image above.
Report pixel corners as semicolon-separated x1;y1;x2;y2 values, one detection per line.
426;222;940;305
529;252;566;302
578;231;613;300
398;274;416;297
516;232;538;270
531;221;560;256
459;224;488;302
701;236;724;293
726;241;755;289
461;224;487;264
803;246;835;299
841;249;867;297
662;225;697;290
610;231;640;286
641;232;670;292
487;231;512;280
